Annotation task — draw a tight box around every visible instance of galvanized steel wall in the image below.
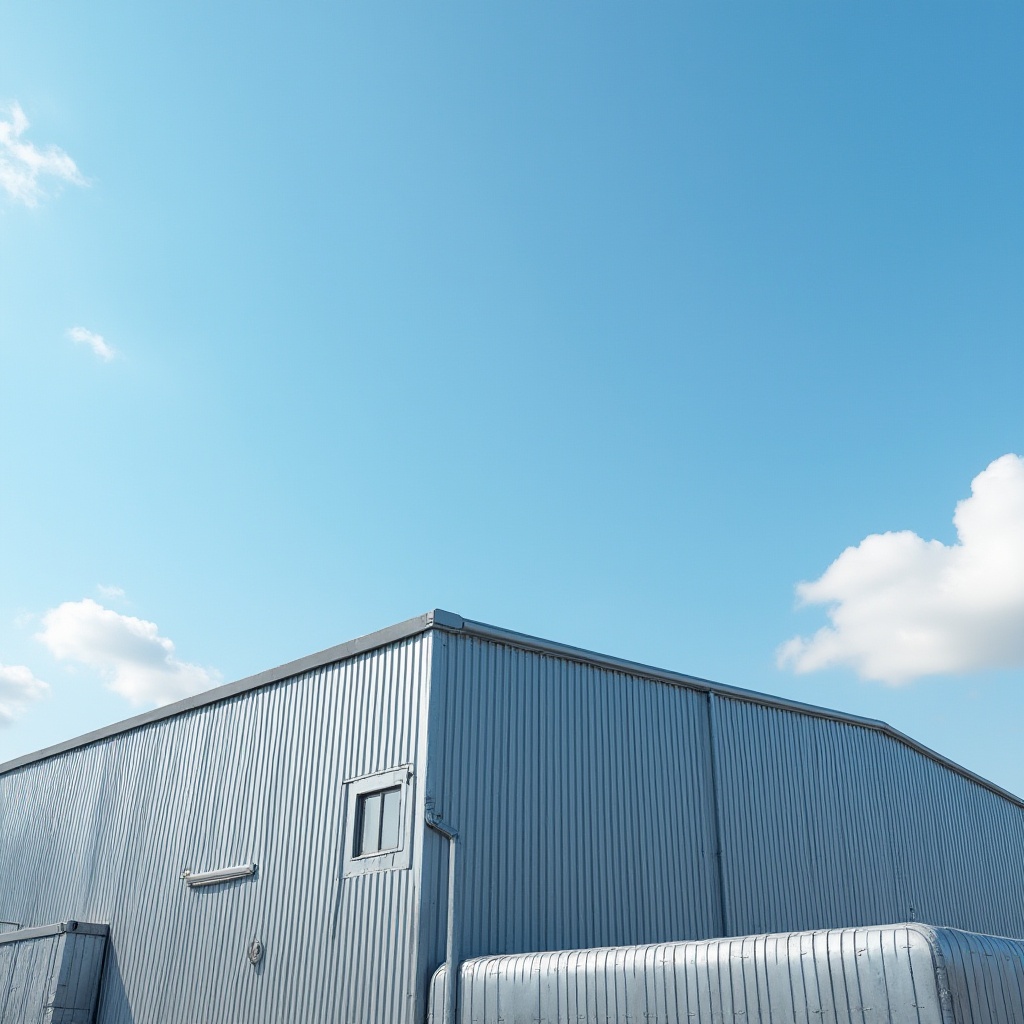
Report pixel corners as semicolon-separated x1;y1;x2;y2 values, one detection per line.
712;696;1024;938
0;634;433;1024
428;923;1024;1024
423;632;722;968
425;630;1024;975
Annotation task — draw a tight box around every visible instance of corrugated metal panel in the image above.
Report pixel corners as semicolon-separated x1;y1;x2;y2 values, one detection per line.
935;928;1024;1024
423;632;721;967
0;934;56;1023
52;928;108;1023
425;632;1024;978
453;614;1024;811
428;923;957;1024
712;697;1024;939
0;634;433;1024
0;612;441;778
0;924;107;1024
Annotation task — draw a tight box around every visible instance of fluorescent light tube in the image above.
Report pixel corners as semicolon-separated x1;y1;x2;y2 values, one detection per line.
181;862;257;888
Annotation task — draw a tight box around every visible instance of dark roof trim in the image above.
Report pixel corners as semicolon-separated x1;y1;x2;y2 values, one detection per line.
2;608;1021;811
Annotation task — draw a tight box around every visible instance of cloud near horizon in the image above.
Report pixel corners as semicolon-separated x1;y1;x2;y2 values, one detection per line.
67;326;115;361
37;599;221;706
0;664;50;726
0;102;86;206
778;454;1024;685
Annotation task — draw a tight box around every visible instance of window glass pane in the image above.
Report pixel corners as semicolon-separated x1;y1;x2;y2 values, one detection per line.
359;792;383;856
379;787;401;851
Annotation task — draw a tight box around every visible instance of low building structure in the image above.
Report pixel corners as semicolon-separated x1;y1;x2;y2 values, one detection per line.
2;610;1023;1023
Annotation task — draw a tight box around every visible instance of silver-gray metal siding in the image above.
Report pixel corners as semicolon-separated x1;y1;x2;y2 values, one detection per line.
713;697;1024;938
428;923;1024;1024
425;632;1024;973
0;634;433;1024
0;925;107;1024
423;631;722;967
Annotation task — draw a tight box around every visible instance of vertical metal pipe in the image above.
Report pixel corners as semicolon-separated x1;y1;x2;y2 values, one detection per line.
425;809;459;1024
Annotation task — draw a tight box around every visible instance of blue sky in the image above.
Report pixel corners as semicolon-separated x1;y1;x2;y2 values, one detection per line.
2;4;1022;793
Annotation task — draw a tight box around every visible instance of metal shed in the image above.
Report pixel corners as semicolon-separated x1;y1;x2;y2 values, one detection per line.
2;610;1024;1024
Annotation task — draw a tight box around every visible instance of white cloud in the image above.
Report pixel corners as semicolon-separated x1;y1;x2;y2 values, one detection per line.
37;598;221;706
96;584;125;600
67;326;115;361
0;102;86;207
0;664;50;727
778;454;1024;685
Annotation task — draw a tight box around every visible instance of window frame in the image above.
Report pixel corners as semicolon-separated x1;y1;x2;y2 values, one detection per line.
342;765;414;877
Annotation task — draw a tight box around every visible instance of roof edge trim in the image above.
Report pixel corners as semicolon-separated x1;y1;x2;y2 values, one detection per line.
2;608;1020;811
0;611;438;777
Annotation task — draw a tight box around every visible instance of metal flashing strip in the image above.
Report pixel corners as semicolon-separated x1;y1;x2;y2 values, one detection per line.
0;921;109;945
0;611;438;777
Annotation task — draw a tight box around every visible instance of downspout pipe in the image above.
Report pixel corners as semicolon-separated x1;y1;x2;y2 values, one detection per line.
425;806;459;1024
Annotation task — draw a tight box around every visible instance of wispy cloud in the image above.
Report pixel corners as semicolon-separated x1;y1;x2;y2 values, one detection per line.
0;664;50;726
67;326;115;361
0;102;86;207
96;584;125;600
37;598;221;706
778;454;1024;685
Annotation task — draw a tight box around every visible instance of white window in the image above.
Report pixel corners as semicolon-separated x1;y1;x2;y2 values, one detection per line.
343;765;413;876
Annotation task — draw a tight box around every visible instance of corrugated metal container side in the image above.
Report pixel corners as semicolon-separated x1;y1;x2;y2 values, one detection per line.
0;924;108;1024
427;923;1024;1024
0;634;433;1024
713;697;1024;938
0;936;59;1024
933;927;1024;1024
423;631;722;967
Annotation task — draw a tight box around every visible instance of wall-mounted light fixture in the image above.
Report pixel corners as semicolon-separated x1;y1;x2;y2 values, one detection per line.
180;863;257;888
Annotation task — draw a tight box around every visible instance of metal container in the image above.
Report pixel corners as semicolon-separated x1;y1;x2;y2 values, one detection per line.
429;923;1024;1024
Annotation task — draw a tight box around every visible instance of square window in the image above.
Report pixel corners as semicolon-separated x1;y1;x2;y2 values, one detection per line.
343;765;414;877
356;786;402;856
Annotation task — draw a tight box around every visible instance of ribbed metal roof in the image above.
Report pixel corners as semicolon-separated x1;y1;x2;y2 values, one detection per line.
2;608;1019;811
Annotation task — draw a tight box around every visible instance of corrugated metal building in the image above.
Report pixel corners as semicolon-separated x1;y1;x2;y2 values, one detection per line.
2;609;1023;1023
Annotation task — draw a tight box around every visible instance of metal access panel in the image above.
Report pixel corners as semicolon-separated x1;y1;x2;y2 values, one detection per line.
429;922;1024;1024
0;921;108;1024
